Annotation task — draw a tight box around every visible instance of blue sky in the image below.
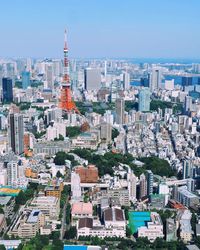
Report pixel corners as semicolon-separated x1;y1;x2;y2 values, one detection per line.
0;0;200;59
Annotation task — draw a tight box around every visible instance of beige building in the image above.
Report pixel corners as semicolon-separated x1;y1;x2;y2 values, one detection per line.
30;196;60;220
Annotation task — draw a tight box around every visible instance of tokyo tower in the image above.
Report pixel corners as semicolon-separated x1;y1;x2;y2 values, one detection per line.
59;30;79;113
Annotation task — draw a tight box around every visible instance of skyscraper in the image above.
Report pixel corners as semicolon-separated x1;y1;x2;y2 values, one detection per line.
2;77;13;103
138;88;151;112
123;72;130;90
84;68;101;91
100;122;112;143
46;64;54;89
115;98;125;125
22;70;31;89
146;170;154;196
183;160;194;179
184;96;193;113
8;113;24;155
150;68;162;91
182;76;193;87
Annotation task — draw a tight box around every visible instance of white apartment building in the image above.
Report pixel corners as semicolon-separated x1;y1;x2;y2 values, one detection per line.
138;212;164;242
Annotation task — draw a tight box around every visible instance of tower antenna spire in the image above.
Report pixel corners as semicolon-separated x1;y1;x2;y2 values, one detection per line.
59;29;79;113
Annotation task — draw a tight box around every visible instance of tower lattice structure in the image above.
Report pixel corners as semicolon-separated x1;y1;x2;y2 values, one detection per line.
59;30;79;113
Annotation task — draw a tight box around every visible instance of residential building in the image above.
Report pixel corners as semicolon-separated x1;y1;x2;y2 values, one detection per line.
166;218;177;242
8;113;24;155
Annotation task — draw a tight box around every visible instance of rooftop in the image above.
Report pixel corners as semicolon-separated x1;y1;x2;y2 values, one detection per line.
72;202;93;215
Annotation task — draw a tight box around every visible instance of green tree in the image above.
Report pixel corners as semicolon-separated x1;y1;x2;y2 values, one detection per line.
66;126;81;138
65;226;77;239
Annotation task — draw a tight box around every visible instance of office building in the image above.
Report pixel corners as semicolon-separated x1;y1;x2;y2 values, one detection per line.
138;88;151;112
146;170;153;196
8;113;24;155
100;122;112;143
2;77;13;103
150;68;162;91
122;72;130;90
182;76;193;87
183;160;194;179
46;64;54;89
165;79;174;90
115;98;125;124
185;96;193;113
22;70;30;89
84;68;101;91
140;75;150;87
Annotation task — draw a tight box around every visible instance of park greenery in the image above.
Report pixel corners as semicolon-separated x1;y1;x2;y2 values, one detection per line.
66;126;81;138
54;152;79;166
69;149;175;178
150;100;183;114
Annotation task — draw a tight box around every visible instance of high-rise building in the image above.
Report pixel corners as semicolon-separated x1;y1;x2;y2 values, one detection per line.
22;70;31;89
146;170;154;196
139;173;147;199
7;161;18;186
184;96;193;113
128;171;137;202
46;64;54;89
138;88;151;112
115;98;125;124
182;76;193;87
84;68;101;91
150;68;162;91
2;77;13;103
183;160;194;179
123;72;130;90
8;113;24;155
100;122;112;143
141;74;150;87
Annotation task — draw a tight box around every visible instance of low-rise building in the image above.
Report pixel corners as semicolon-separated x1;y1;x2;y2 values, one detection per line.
138;212;164;242
71;202;93;225
77;217;125;238
30;196;60;220
9;210;45;238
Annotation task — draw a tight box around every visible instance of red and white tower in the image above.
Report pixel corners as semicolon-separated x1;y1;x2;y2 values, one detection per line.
59;30;79;113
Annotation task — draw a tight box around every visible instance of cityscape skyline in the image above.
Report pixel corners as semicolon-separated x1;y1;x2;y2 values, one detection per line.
0;0;200;59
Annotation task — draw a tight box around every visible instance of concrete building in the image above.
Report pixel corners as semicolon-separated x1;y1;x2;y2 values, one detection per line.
77;217;125;238
138;212;164;242
7;161;19;186
150;68;162;91
122;72;130;90
8;113;24;155
100;122;112;143
9;209;45;238
115;98;125;125
30;196;60;220
166;218;177;242
84;68;101;91
75;165;98;183
71;172;82;202
139;173;147;199
138;88;151;112
177;185;199;208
